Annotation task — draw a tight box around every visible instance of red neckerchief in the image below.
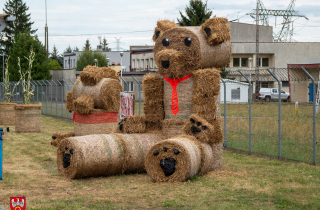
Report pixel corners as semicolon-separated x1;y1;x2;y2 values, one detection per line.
163;73;192;115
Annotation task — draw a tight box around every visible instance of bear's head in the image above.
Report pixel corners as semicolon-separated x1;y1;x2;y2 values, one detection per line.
153;18;231;79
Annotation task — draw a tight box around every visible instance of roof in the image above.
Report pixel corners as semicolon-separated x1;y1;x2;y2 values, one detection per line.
0;14;9;19
222;79;249;86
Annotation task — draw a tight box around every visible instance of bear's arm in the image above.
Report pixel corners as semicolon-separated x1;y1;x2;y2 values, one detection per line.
142;73;165;130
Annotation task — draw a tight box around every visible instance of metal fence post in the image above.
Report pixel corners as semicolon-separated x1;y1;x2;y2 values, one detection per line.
120;76;129;93
62;79;69;118
267;68;282;159
301;67;317;165
220;79;227;148
51;80;58;116
132;76;141;115
238;70;252;152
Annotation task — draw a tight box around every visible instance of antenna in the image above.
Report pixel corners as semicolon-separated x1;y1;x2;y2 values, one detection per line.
115;37;121;51
44;0;48;64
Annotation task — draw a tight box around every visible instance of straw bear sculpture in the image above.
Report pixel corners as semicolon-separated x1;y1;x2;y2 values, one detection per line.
51;65;122;147
55;17;231;181
121;17;232;182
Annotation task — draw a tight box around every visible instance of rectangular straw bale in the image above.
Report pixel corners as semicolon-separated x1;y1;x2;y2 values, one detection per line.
211;142;223;170
162;119;186;139
192;68;221;97
73;94;94;114
0;102;16;125
66;91;74;111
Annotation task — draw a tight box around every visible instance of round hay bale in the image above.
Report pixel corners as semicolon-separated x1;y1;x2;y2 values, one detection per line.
162;119;186;139
115;133;162;174
14;104;42;133
145;135;215;182
73;109;118;136
57;134;124;179
211;142;223;170
0;102;16;125
72;78;122;112
57;133;163;179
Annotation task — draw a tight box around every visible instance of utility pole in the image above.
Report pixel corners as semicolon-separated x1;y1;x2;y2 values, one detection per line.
44;0;48;64
255;0;260;100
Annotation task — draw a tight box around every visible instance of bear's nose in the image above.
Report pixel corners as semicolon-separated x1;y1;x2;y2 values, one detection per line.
191;125;201;134
162;61;170;69
160;158;176;176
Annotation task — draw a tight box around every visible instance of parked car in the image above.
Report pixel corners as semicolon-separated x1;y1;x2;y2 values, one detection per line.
259;88;290;102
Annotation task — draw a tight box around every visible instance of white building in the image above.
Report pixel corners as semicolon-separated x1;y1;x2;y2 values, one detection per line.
220;79;249;103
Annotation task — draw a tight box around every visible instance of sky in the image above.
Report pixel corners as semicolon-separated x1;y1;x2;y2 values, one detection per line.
3;0;320;54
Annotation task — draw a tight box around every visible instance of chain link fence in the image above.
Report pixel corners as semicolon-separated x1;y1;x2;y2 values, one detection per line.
0;67;319;164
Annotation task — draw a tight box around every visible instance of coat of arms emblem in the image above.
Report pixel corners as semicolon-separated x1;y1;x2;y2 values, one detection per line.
10;197;25;210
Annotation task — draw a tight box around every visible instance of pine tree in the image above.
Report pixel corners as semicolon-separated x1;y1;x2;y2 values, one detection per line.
50;44;59;60
64;45;72;53
0;0;37;55
83;39;90;50
102;37;110;52
177;0;213;26
8;33;51;81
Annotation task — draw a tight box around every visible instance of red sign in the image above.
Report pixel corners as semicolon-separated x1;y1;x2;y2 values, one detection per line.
10;197;26;210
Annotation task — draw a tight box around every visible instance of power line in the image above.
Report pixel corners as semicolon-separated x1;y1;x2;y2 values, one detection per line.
45;30;154;37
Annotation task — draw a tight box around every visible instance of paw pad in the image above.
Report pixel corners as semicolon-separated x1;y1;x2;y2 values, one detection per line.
62;147;74;168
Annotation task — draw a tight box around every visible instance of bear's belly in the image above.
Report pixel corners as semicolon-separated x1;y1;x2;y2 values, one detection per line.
163;77;193;119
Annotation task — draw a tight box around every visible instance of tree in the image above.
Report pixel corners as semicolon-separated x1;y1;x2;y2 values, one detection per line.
64;45;72;53
76;49;108;71
83;39;90;50
220;67;230;79
49;59;62;69
8;32;52;81
102;37;110;52
74;46;79;51
177;0;213;26
49;44;64;68
0;0;37;55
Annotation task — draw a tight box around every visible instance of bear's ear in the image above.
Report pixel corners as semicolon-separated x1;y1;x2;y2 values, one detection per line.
200;17;231;46
152;20;178;42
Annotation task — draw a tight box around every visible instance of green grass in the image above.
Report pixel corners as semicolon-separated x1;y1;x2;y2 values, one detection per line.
0;115;320;209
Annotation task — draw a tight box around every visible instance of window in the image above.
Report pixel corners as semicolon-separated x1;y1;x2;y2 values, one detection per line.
282;81;289;87
146;59;149;69
261;82;269;88
259;58;269;67
65;60;67;68
150;58;153;68
233;58;248;67
128;82;134;92
132;60;135;68
141;59;144;69
272;89;278;93
136;59;139;68
231;89;240;100
74;59;75;67
281;90;285;93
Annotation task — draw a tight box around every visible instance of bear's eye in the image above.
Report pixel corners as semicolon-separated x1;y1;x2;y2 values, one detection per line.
162;38;169;47
184;37;192;46
156;31;160;39
204;28;211;37
202;126;208;130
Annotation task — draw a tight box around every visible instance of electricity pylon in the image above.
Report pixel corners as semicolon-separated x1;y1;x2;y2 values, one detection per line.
246;0;307;42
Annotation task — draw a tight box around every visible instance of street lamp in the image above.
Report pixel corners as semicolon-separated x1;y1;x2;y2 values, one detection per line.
106;57;110;67
94;59;98;67
120;52;124;78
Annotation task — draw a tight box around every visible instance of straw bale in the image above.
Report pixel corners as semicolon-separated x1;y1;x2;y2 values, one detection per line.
80;65;120;86
118;115;146;134
114;133;162;174
152;20;178;42
15;104;42;133
0;102;16;125
145;136;203;182
163;76;193;119
200;17;231;46
186;27;231;69
72;78;122;112
192;68;221;97
66;91;74;112
198;143;214;175
51;132;74;147
211;142;223;170
145;120;163;131
57;134;125;179
162;119;186;139
57;133;162;179
212;117;223;144
154;28;201;79
183;114;215;144
73;94;94;114
74;109;118;136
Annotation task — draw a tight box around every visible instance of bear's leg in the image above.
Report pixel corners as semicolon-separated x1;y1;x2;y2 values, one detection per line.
73;94;94;114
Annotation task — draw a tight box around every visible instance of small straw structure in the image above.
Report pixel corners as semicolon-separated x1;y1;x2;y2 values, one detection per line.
118;115;146;134
80;66;120;86
0;102;16;125
66;91;74;111
57;133;162;179
200;17;231;46
152;20;178;42
145;135;213;182
51;132;74;147
14;104;42;133
73;109;118;136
